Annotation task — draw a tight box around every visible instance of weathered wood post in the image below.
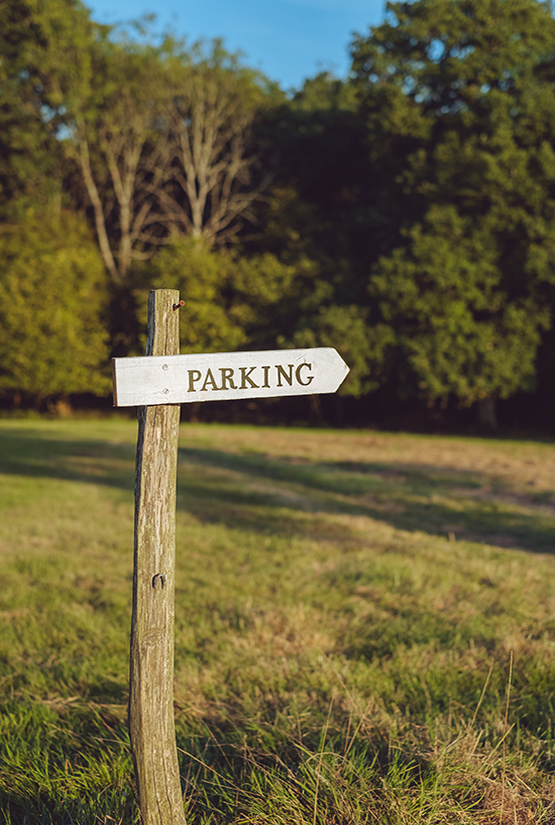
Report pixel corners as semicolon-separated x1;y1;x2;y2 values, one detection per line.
129;289;186;825
112;296;350;823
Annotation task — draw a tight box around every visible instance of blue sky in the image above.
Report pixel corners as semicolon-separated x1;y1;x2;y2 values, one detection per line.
85;0;387;90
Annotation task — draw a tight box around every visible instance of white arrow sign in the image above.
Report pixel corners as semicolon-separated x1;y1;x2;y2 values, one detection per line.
112;347;349;407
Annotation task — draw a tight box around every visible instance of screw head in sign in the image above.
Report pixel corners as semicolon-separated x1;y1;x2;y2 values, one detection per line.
162;364;169;371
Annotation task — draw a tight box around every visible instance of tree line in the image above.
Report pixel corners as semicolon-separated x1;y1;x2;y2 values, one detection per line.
2;0;555;429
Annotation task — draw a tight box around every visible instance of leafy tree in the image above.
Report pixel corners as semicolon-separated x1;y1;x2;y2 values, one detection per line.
0;1;171;281
370;205;549;406
142;235;379;397
250;73;382;396
141;236;298;354
0;0;94;217
291;305;393;397
0;213;110;402
254;72;369;271
159;41;277;245
70;36;173;282
66;36;277;281
141;237;249;353
352;0;555;415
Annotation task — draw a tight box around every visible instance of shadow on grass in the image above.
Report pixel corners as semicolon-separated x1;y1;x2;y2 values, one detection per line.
177;447;555;554
1;428;555;554
0;429;136;492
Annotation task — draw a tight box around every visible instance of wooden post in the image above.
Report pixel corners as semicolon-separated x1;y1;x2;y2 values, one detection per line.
129;289;186;825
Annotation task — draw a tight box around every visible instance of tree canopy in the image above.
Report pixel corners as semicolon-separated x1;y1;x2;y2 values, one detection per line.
3;0;555;426
0;212;110;401
353;0;555;410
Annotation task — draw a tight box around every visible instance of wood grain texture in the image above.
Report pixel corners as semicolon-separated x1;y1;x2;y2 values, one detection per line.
129;289;186;825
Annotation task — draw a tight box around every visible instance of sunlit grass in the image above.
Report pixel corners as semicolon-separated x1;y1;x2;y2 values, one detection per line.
1;419;555;822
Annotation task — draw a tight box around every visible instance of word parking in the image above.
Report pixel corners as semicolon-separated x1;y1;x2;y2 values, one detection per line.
113;347;349;407
187;362;314;393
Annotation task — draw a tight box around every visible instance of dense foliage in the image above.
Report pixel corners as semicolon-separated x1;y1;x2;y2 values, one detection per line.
356;0;555;410
0;213;110;401
2;0;555;427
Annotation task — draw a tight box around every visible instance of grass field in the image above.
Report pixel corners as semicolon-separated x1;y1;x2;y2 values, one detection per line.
1;419;555;823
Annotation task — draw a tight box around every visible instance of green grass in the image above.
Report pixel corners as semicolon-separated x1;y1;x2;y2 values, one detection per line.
2;420;555;822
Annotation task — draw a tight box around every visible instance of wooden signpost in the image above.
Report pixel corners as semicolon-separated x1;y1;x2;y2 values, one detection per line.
113;344;349;407
113;289;349;825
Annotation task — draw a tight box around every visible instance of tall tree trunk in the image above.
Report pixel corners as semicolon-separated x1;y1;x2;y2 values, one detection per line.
76;127;120;282
477;397;498;429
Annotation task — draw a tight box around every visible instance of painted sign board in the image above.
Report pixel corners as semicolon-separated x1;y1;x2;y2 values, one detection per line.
112;347;349;407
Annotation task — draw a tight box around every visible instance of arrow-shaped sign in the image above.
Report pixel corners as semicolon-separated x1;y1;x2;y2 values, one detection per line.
112;347;349;407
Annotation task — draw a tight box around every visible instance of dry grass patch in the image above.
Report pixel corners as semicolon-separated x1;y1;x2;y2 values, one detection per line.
1;420;555;822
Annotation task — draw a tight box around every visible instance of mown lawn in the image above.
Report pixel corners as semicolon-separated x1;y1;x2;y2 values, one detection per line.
1;419;555;823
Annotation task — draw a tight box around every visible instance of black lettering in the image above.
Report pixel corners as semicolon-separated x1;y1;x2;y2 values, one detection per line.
261;366;271;388
240;366;259;389
276;364;294;387
188;369;201;392
296;363;313;386
201;369;220;391
220;368;237;390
